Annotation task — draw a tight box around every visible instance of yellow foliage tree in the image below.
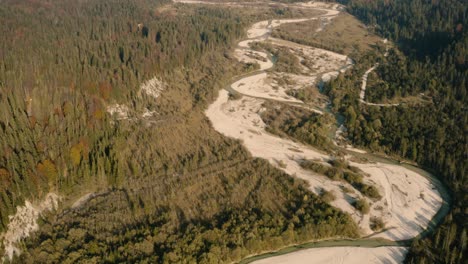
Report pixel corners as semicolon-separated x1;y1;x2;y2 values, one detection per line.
70;144;82;166
62;101;73;117
37;159;58;182
93;109;104;120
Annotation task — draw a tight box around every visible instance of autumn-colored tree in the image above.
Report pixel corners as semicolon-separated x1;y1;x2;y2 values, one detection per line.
99;82;113;101
37;160;58;183
70;145;82;166
0;168;11;188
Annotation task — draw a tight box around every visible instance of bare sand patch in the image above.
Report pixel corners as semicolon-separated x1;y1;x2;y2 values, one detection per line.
107;104;130;120
269;37;351;74
252;246;407;264
345;145;368;154
232;73;302;103
140;77;166;99
1;193;61;261
247;20;270;39
349;161;442;240
275;72;317;87
234;49;273;70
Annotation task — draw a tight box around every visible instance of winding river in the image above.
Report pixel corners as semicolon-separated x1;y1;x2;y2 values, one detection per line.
176;0;450;263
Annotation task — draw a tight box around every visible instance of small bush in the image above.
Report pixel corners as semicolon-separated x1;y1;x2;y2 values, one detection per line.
341;185;354;193
300;160;328;174
343;171;363;184
328;159;346;168
277;160;287;168
353;198;370;214
321;190;336;203
370;217;385;231
360;184;382;200
325;167;343;180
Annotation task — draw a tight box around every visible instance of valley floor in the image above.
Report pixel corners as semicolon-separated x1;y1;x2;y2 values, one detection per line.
201;1;445;263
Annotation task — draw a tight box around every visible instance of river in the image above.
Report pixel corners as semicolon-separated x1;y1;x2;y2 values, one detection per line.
175;0;452;263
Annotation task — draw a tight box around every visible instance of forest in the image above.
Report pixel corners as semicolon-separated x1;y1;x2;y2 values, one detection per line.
325;0;467;263
0;0;360;262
